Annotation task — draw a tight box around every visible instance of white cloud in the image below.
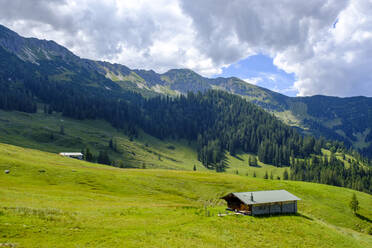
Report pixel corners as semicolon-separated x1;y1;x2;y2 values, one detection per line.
0;0;371;96
0;0;220;75
243;77;262;85
180;0;372;97
284;0;372;96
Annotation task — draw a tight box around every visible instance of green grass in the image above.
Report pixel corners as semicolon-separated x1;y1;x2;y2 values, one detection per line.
0;143;371;247
353;128;371;150
224;153;286;179
274;110;303;127
0;109;204;170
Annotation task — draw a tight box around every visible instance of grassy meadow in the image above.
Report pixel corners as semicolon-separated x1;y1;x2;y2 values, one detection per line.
0;143;371;247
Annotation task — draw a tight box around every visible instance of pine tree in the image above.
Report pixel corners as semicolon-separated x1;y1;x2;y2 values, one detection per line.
253;156;258;167
60;125;65;135
270;171;274;180
283;169;289;180
264;171;268;179
84;148;93;162
253;171;257;177
349;193;359;214
249;156;258;167
108;138;118;152
117;160;125;168
97;151;110;165
193;165;196;171
47;105;53;114
114;138;118;152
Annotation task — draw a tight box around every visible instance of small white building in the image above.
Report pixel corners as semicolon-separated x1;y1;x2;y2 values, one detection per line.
59;152;83;160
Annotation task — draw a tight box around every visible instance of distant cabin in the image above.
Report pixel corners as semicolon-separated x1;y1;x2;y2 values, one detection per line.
221;190;300;216
59;152;83;160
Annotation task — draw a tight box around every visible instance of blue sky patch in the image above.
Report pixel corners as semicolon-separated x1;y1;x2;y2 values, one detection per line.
213;54;298;96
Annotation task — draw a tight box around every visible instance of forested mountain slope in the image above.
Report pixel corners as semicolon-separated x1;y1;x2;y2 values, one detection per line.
1;23;372;156
0;23;371;194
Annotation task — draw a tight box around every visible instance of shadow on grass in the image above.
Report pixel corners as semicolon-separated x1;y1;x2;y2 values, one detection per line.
232;154;244;161
296;213;314;221
356;213;372;223
254;212;313;220
249;164;262;168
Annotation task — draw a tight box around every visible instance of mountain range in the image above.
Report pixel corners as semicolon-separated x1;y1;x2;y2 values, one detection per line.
0;23;371;156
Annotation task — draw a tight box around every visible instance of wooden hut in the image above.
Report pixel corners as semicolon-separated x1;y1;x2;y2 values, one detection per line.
221;190;300;216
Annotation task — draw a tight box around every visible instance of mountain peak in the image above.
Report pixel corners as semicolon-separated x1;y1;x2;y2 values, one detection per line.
0;23;19;37
0;24;77;64
164;68;201;76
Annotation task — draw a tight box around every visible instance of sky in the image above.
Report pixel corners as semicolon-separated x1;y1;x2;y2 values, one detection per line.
215;54;297;96
0;0;371;97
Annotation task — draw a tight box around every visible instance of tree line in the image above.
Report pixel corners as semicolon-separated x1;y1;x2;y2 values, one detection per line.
290;154;372;194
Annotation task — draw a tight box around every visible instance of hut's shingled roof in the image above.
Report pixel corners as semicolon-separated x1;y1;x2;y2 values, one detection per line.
222;190;300;205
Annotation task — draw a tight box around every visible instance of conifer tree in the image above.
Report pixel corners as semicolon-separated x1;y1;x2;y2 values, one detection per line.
283;169;289;180
349;193;359;214
60;125;65;135
97;151;110;165
84;148;93;162
253;156;258;167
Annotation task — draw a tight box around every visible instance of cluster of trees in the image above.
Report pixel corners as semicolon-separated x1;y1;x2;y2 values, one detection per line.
0;85;36;113
248;156;258;167
290;154;372;194
82;148;111;165
0;47;37;113
142;91;332;170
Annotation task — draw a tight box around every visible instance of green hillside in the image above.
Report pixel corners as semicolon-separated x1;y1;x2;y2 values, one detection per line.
0;143;371;247
0;109;285;178
0;108;204;171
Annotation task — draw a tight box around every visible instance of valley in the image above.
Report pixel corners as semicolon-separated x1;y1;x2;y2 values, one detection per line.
0;22;371;248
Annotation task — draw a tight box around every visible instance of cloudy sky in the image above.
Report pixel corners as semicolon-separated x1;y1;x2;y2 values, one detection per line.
1;0;371;97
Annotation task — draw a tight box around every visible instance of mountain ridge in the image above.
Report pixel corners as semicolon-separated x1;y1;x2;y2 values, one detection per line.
0;23;371;156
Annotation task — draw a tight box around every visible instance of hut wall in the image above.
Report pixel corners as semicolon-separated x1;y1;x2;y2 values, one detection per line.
252;201;298;215
226;198;244;210
270;203;281;214
282;201;297;213
252;204;270;215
